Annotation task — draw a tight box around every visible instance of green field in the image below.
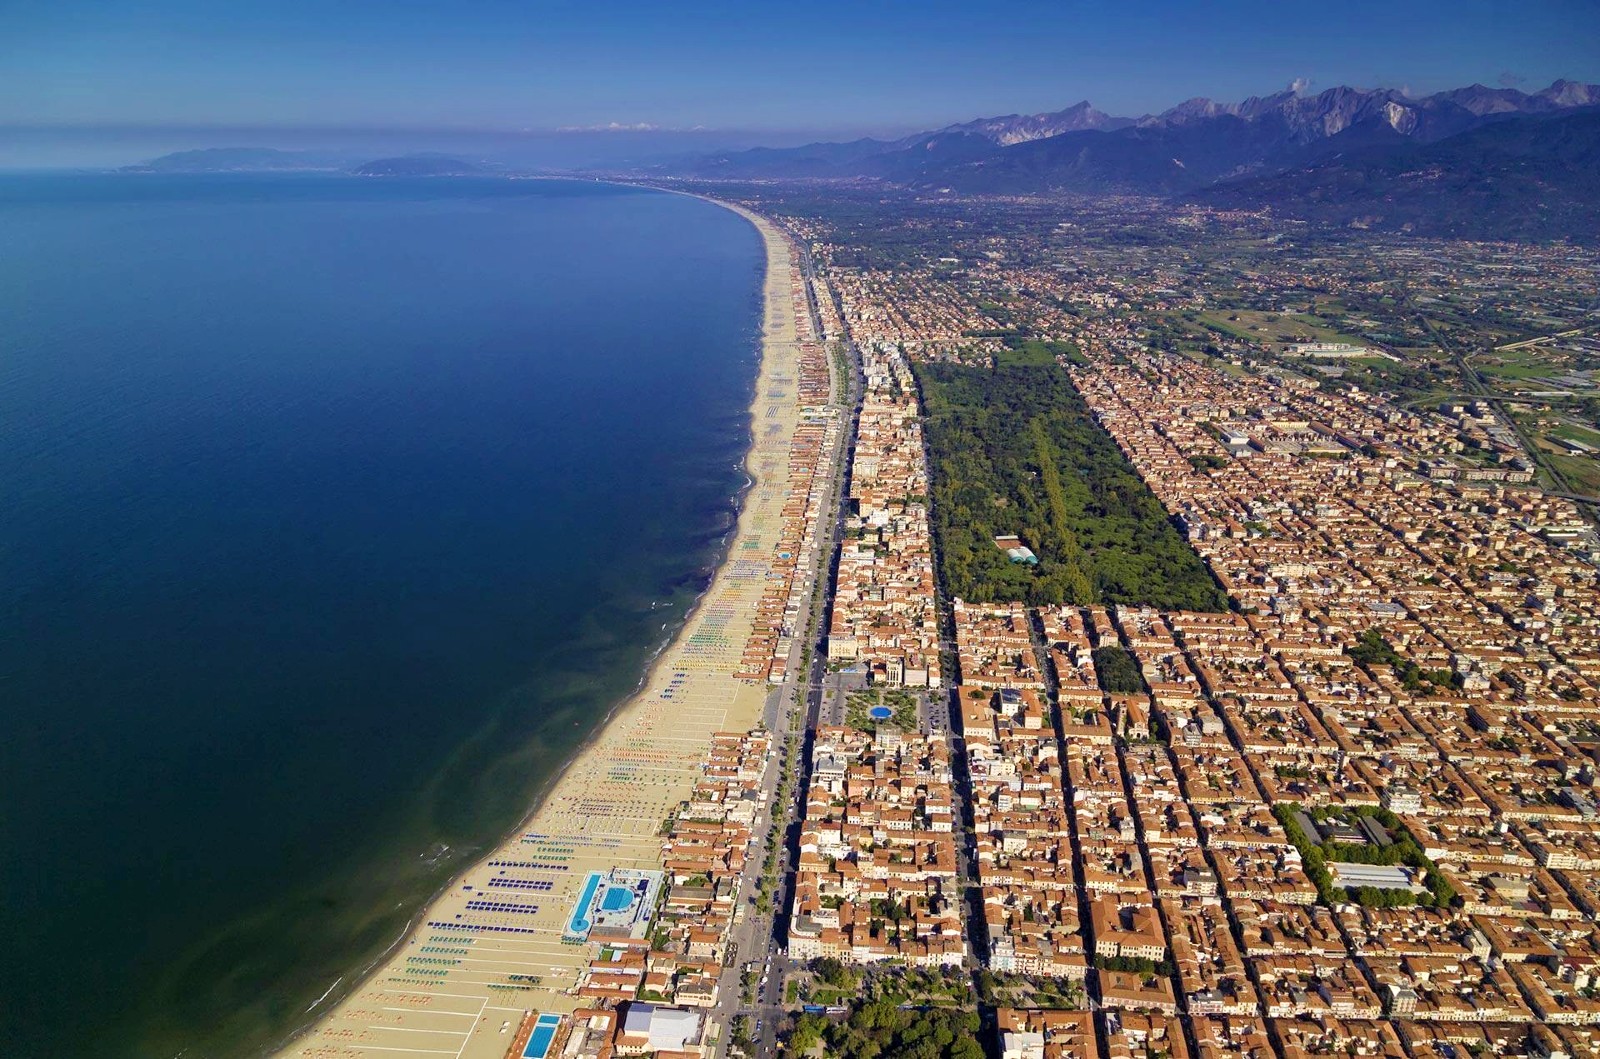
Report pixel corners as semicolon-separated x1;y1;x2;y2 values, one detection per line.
1473;346;1572;381
1506;410;1600;493
1552;420;1600;446
1540;446;1600;494
997;338;1087;369
1198;310;1369;350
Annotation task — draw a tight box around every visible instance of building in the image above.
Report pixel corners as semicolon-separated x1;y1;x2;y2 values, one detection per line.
614;1003;702;1055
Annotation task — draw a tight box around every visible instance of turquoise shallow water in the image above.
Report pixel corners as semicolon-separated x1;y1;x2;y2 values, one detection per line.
0;174;762;1057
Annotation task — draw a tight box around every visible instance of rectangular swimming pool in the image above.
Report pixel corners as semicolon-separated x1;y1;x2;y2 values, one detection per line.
521;1012;562;1059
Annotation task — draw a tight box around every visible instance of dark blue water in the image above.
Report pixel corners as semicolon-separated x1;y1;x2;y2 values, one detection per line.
0;174;763;1057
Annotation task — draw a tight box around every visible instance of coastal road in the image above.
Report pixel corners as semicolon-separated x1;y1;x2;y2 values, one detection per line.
713;243;859;1059
746;261;865;1058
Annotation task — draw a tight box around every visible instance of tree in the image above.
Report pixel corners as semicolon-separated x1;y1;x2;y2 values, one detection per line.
788;1013;828;1055
814;957;854;989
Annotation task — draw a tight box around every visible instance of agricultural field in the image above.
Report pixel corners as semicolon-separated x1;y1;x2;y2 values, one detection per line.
1471;335;1600;402
1544;450;1600;495
1535;428;1600;494
1474;346;1572;381
1197;309;1371;352
1510;409;1600;495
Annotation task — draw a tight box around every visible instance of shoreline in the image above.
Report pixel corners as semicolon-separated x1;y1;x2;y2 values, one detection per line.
262;503;747;1054
277;194;803;1059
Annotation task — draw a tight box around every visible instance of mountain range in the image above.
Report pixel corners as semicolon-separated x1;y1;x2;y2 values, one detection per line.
1192;107;1600;241
121;79;1600;242
665;79;1600;240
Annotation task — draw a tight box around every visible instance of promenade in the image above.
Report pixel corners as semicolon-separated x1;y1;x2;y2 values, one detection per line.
281;205;805;1059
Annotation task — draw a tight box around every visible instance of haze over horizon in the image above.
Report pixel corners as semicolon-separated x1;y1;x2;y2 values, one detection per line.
8;1;1600;1058
6;0;1600;167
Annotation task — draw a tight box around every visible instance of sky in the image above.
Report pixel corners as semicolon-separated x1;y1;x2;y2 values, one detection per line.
3;0;1598;147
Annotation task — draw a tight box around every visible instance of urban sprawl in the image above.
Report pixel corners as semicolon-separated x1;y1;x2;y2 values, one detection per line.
294;191;1600;1059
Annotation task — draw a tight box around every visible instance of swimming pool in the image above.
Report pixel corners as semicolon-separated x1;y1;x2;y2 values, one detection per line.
522;1013;562;1059
564;871;603;940
869;705;893;720
600;885;634;913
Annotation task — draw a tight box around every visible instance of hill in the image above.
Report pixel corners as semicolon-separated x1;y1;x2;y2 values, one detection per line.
1191;107;1600;242
122;147;351;173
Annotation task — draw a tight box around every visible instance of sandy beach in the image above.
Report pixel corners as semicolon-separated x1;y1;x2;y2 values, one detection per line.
278;202;805;1059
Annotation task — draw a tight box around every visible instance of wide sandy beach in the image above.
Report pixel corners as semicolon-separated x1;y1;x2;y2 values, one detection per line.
278;201;804;1059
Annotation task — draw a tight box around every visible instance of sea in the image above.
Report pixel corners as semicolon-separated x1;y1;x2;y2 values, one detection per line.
0;174;765;1057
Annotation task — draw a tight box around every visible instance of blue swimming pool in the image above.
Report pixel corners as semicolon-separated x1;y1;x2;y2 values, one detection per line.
869;705;893;720
522;1013;562;1059
564;871;602;939
600;885;634;913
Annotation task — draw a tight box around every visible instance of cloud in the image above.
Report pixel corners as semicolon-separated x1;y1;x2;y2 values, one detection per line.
554;121;711;134
1498;71;1527;88
556;121;663;133
1288;77;1312;95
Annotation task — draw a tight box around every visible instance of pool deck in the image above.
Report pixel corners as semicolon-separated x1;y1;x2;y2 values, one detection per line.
278;202;803;1059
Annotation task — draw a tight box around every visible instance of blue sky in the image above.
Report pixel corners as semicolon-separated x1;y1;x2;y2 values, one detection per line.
5;0;1599;133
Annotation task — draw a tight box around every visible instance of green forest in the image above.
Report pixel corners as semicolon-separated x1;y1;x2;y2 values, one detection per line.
787;1003;982;1059
1092;645;1146;693
916;362;1227;611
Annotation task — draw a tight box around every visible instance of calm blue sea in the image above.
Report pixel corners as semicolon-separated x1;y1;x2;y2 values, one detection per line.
0;174;763;1057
